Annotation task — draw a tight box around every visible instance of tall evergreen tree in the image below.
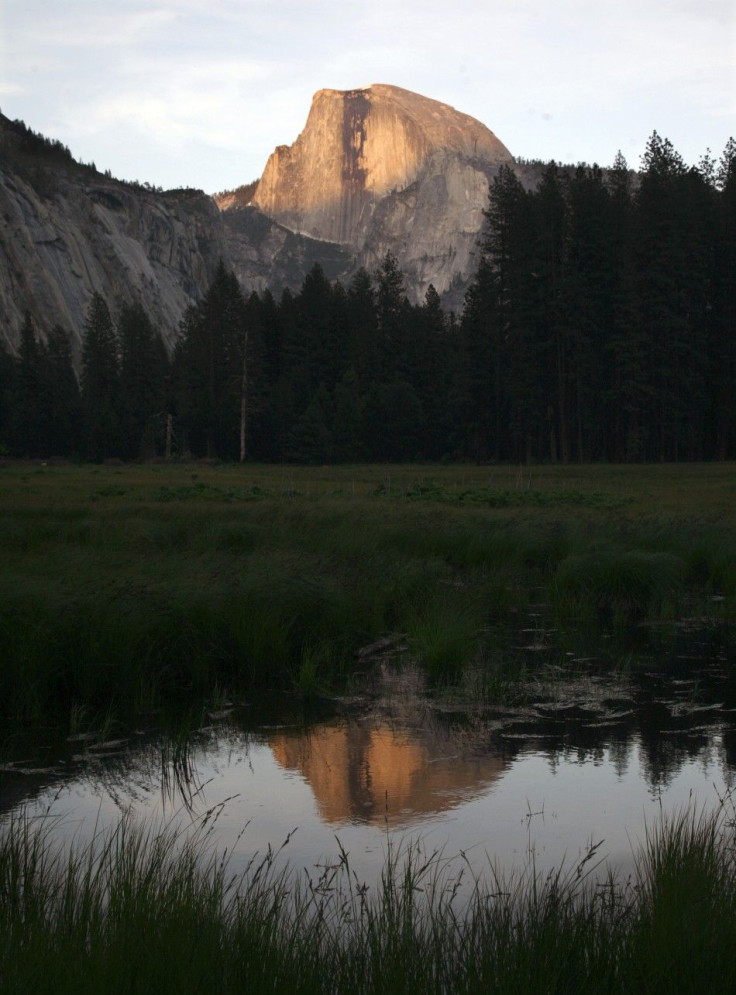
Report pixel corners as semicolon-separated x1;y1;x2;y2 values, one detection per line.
711;138;736;458
239;291;265;463
412;285;453;459
459;258;498;460
42;324;81;456
563;164;613;461
247;288;282;461
118;301;169;459
463;165;544;462
346;267;379;389
10;311;47;455
0;339;14;455
81;293;120;460
297;263;338;395
606;152;644;460
375;252;411;382
173;261;246;459
635;131;703;460
532;163;569;461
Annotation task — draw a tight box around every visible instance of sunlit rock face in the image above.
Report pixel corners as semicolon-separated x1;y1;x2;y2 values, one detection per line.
0;86;516;354
244;84;514;302
269;718;508;826
253;85;511;243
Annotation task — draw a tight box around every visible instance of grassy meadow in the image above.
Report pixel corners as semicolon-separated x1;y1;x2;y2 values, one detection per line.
1;460;735;724
3;460;736;993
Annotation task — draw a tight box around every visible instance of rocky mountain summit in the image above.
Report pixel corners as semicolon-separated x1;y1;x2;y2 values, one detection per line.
1;86;517;353
219;84;514;304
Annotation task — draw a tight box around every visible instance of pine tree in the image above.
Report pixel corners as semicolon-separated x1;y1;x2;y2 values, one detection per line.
239;292;265;463
463;165;544;462
563;164;613;461
247;289;281;461
375;252;411;382
10;311;47;455
607;152;644;460
346;268;379;389
412;285;452;459
635;132;701;459
711;138;736;457
81;293;120;459
532;163;569;462
118;301;169;459
285;387;332;464
0;339;14;456
173;261;246;459
298;263;338;394
459;259;498;460
42;325;81;456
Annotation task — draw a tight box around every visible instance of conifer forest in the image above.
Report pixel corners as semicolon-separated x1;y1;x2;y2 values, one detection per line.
2;133;734;464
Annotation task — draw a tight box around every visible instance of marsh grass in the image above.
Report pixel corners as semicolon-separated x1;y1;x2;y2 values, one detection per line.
553;549;686;622
622;800;736;992
407;594;484;682
1;463;735;721
2;799;736;993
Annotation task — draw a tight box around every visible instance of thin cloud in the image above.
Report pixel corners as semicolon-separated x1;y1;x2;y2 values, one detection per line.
1;0;732;191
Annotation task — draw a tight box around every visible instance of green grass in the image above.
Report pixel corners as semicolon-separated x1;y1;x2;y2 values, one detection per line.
1;462;735;722
407;593;484;682
2;798;736;993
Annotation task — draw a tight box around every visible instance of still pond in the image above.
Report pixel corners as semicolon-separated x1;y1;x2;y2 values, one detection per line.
3;622;736;891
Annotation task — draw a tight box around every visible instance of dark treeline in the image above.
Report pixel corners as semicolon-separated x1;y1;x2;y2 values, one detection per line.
1;132;734;463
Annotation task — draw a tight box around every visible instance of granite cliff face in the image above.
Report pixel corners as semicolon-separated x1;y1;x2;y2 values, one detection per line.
1;86;516;357
237;84;514;302
0;115;230;356
217;204;352;297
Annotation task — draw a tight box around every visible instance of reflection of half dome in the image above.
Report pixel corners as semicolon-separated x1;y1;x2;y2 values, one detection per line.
269;718;508;826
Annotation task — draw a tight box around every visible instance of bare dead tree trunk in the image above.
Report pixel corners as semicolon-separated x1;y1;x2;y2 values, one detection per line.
165;413;173;461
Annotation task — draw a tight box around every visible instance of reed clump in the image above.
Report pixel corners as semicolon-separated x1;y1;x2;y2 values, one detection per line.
2;800;735;993
553;549;686;620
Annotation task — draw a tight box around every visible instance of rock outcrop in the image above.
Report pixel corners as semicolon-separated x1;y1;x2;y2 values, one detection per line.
234;84;514;302
1;86;518;357
218;204;352;297
0;115;230;357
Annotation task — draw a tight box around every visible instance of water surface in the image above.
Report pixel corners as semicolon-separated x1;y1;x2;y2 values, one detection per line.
3;645;736;889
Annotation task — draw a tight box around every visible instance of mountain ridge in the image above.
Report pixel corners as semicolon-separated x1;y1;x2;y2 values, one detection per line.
1;85;524;351
222;83;514;303
0;112;229;356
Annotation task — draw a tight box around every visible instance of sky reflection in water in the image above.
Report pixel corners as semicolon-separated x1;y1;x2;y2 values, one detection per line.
3;665;735;889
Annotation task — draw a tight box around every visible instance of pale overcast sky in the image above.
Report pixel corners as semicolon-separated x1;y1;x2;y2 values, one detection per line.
1;0;734;193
